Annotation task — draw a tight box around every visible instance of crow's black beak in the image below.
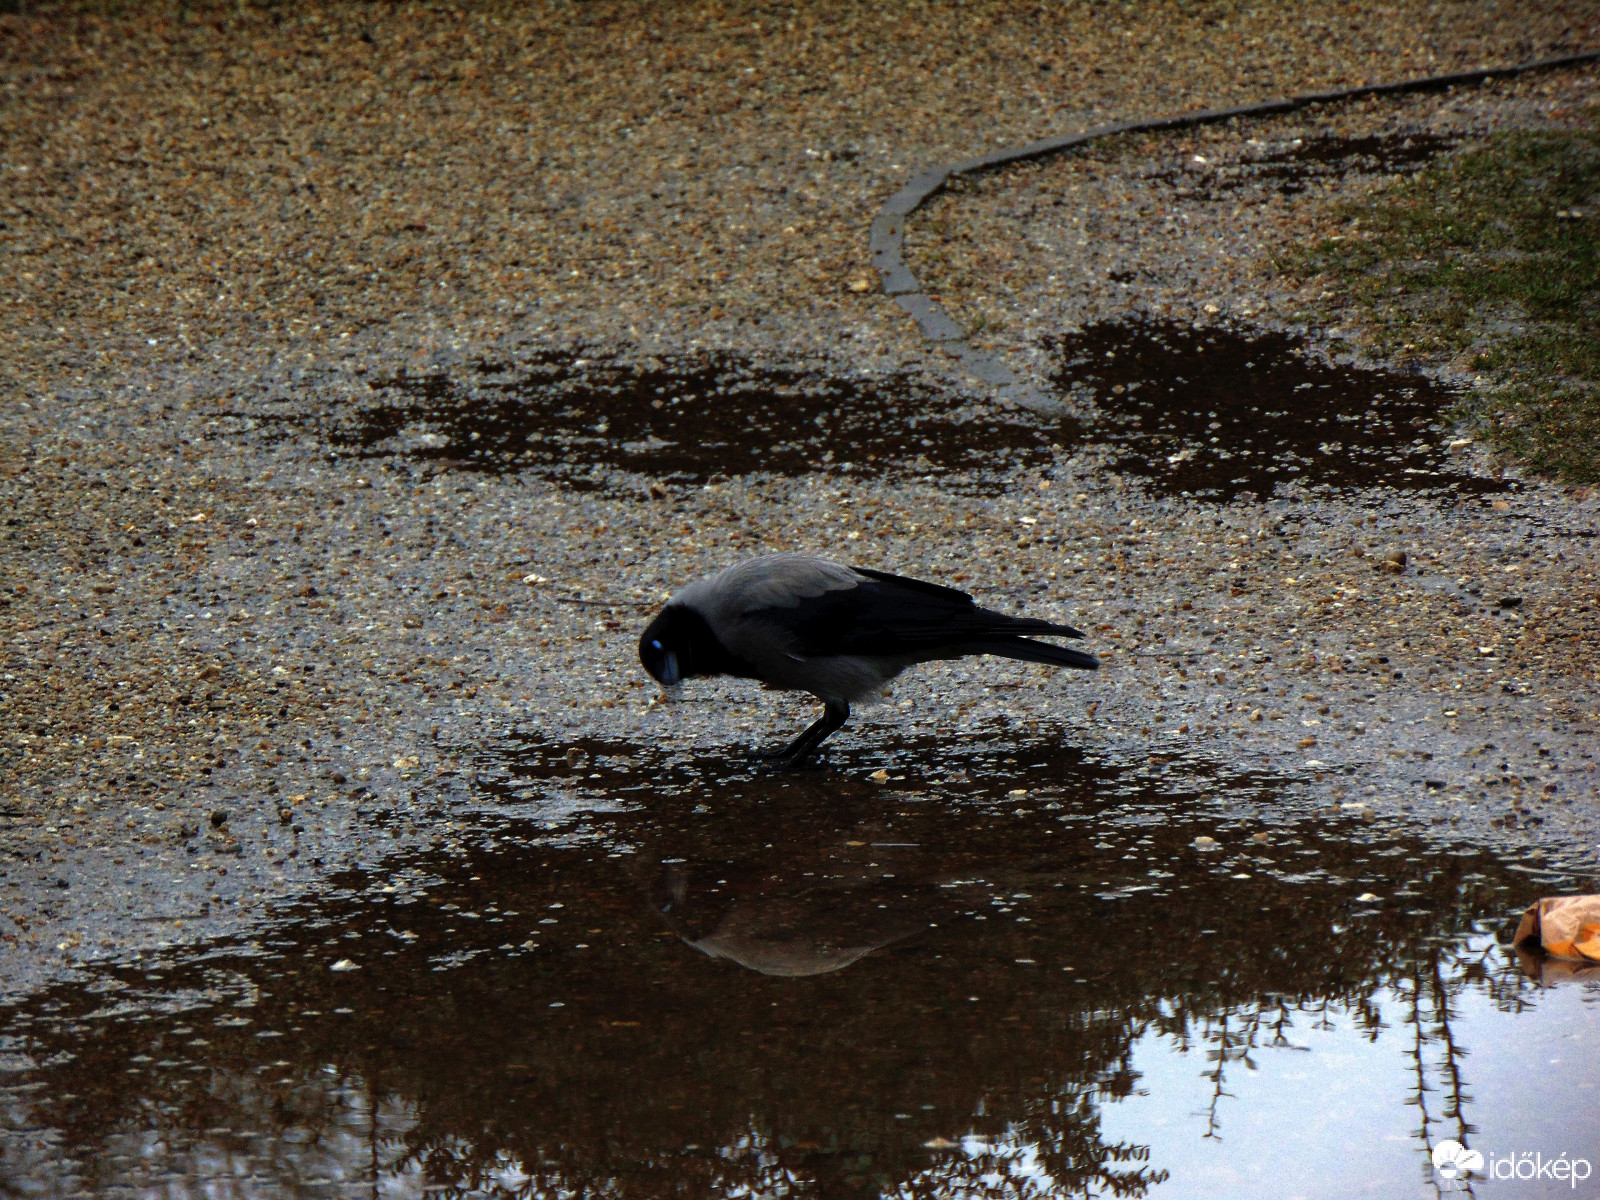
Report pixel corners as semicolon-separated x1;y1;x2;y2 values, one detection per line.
659;650;681;687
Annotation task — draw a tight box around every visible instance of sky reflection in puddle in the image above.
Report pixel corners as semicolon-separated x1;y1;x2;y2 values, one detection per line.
1;734;1591;1198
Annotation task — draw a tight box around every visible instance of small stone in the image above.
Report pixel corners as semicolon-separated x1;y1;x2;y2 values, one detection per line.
209;810;228;829
329;959;360;972
1193;835;1218;850
1355;893;1382;904
870;769;890;783
565;747;587;767
1379;550;1407;574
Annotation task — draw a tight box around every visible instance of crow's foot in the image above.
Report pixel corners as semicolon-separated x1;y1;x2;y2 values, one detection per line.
743;700;850;771
748;748;830;772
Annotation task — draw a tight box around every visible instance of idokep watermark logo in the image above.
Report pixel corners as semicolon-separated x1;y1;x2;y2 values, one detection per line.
1432;1140;1594;1190
1432;1141;1484;1181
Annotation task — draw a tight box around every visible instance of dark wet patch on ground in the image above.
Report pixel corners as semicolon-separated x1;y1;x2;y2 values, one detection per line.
219;353;1057;492
1156;131;1457;198
217;334;1509;507
1050;319;1511;501
1;731;1589;1198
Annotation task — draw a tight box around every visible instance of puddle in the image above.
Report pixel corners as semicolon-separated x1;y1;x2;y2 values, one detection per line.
2;733;1594;1198
221;335;1506;506
1158;132;1457;198
1051;320;1510;501
221;353;1056;491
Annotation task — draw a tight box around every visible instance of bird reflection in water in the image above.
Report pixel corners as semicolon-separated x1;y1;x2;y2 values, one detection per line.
643;840;942;978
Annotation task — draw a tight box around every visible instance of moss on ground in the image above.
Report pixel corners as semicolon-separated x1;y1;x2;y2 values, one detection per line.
1281;121;1600;485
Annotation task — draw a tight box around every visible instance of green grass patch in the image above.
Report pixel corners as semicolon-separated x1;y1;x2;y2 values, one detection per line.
1280;121;1600;485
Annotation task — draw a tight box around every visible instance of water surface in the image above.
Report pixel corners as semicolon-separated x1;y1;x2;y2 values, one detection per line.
1;734;1590;1198
219;354;1055;491
1051;320;1510;502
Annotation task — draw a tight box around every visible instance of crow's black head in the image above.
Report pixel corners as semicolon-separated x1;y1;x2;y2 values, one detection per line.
639;604;738;687
638;607;685;687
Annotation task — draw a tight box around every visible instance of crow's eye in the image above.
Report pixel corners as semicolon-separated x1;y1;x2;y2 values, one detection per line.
649;640;663;651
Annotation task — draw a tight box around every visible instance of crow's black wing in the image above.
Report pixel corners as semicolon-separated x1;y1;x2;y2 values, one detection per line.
747;567;1085;658
850;566;976;607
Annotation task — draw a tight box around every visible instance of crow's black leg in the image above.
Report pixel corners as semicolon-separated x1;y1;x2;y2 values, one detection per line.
749;700;850;768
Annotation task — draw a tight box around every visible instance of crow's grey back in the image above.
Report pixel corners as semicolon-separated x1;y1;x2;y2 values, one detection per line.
673;554;860;629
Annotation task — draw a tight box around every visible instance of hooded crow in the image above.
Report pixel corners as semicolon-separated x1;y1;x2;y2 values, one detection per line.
638;554;1097;766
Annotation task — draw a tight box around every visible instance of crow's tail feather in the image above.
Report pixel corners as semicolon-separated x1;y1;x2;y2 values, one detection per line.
964;637;1099;670
975;610;1087;640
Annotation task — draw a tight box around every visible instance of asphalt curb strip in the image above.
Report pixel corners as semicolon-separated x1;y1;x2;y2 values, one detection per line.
870;49;1600;412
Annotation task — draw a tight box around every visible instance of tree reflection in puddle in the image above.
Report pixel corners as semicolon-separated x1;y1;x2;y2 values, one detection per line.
0;734;1589;1198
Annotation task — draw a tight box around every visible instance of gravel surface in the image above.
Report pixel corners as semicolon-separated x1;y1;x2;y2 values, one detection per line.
906;64;1600;381
2;0;1599;999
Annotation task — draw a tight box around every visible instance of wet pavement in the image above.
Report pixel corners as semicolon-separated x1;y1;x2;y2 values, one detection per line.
221;353;1055;493
6;11;1600;1198
8;294;1600;1197
214;321;1504;507
1050;320;1508;501
1;733;1595;1198
1151;131;1459;198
